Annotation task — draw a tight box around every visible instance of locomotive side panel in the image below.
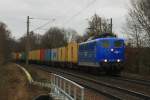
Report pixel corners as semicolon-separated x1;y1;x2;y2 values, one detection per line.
78;40;99;67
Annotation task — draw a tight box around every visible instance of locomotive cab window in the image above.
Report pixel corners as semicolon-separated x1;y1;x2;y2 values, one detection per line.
101;40;110;48
114;40;123;47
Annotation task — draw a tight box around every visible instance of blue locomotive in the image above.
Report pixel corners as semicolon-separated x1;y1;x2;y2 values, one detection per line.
78;37;125;74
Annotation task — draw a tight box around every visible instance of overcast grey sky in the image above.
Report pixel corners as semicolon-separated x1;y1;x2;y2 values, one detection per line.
0;0;130;39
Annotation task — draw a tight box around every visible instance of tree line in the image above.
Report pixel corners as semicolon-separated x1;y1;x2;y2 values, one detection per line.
0;22;13;64
12;27;81;52
124;0;150;75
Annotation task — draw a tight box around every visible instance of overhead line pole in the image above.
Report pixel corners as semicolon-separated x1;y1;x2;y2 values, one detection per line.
25;16;55;65
110;18;113;33
26;16;30;65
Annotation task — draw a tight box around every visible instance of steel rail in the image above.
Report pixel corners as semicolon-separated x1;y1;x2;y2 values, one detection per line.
111;76;150;87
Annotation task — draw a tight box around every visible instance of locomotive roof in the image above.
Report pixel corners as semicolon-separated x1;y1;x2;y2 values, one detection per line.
79;37;124;45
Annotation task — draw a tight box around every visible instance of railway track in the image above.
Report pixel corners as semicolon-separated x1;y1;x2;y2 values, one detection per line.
111;76;150;87
26;64;150;100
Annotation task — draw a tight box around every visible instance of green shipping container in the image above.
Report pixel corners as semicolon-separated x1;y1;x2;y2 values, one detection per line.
21;52;26;61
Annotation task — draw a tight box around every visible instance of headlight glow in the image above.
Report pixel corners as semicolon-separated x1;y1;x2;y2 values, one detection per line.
104;59;107;62
111;48;114;52
117;59;120;62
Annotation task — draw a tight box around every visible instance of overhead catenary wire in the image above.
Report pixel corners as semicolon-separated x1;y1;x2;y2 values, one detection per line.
29;0;96;32
31;17;55;21
31;19;55;32
62;0;97;25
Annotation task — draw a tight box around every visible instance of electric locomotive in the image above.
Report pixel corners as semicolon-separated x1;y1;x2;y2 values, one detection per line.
78;37;125;74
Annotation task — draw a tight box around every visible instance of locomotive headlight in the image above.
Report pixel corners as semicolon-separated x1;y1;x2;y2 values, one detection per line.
117;59;120;62
111;48;114;52
104;59;107;62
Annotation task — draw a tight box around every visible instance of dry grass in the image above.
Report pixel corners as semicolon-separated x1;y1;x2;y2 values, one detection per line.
0;63;49;100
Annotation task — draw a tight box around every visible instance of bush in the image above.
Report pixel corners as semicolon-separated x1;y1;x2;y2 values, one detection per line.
125;47;150;75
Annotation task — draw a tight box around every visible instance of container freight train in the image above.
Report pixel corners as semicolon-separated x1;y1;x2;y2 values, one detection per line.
13;37;125;74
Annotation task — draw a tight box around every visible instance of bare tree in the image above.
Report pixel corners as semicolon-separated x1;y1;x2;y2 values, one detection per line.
87;14;112;37
29;31;42;50
82;14;115;41
0;22;11;64
15;32;42;52
130;0;150;46
64;28;80;43
123;13;144;48
41;27;67;48
123;0;150;74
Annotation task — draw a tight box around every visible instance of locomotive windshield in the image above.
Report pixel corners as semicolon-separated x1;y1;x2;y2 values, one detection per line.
101;40;110;48
114;40;123;47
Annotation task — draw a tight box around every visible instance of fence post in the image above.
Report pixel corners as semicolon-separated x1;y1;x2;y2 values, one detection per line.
74;87;77;100
81;88;84;100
